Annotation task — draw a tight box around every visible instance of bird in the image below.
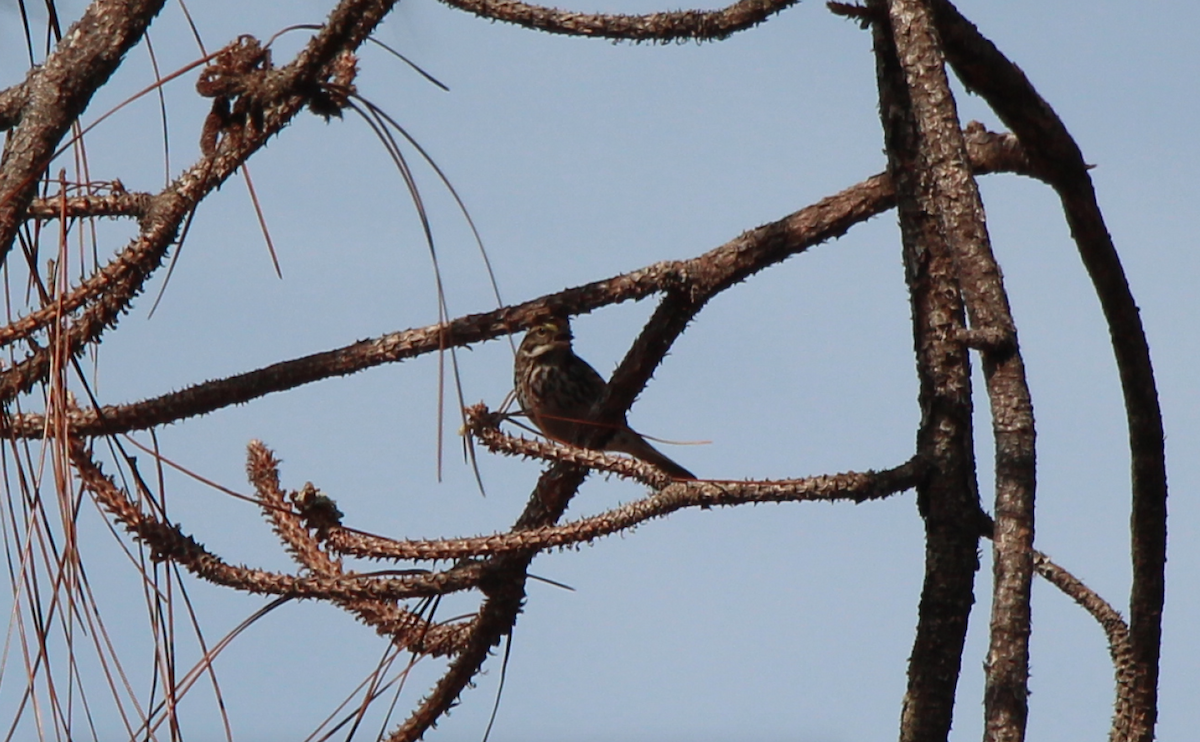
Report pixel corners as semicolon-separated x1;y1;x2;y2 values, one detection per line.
513;316;696;480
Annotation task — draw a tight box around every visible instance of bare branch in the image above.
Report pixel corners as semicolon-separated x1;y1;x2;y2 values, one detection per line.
24;187;152;220
325;409;925;561
385;455;588;740
247;440;343;576
438;0;799;42
70;439;486;602
868;4;984;740
0;0;167;265
328;461;923;561
386;571;524;742
0;0;403;402
1033;551;1140;742
879;2;1037;740
3;128;1033;439
246;440;473;655
931;4;1167;739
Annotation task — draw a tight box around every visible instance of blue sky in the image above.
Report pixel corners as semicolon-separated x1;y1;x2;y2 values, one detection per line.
1;1;1196;740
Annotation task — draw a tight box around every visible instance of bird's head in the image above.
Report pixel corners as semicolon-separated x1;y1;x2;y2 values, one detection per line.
519;316;573;359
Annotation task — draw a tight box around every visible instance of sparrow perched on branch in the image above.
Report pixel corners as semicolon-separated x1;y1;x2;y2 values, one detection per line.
513;316;696;481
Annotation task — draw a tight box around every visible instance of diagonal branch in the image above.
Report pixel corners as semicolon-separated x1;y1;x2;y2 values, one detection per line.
386;460;588;741
0;189;157;350
0;0;404;403
245;440;473;656
0;0;168;266
4;129;1034;439
1033;550;1137;742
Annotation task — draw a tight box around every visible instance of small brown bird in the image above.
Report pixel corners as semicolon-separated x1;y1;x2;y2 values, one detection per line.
513;316;695;480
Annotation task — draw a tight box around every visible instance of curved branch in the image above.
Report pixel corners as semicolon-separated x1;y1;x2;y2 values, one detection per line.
247;440;344;575
0;190;156;350
246;440;473;655
438;0;799;42
70;439;486;603
1032;551;1140;742
931;4;1167;740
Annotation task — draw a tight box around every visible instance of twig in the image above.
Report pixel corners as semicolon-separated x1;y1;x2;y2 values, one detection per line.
328;461;923;562
70;439;486;603
246;440;474;655
1032;550;1139;742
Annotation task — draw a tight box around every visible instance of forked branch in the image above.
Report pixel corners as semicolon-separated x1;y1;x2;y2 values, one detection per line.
0;0;403;400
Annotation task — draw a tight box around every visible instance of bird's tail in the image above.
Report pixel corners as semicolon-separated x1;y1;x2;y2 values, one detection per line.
608;429;696;481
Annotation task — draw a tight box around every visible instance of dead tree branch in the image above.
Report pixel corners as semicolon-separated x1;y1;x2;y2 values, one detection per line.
5;129;1033;440
868;3;984;740
438;0;799;42
930;5;1166;738
1034;551;1138;742
0;0;402;401
0;0;167;266
876;2;1038;740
